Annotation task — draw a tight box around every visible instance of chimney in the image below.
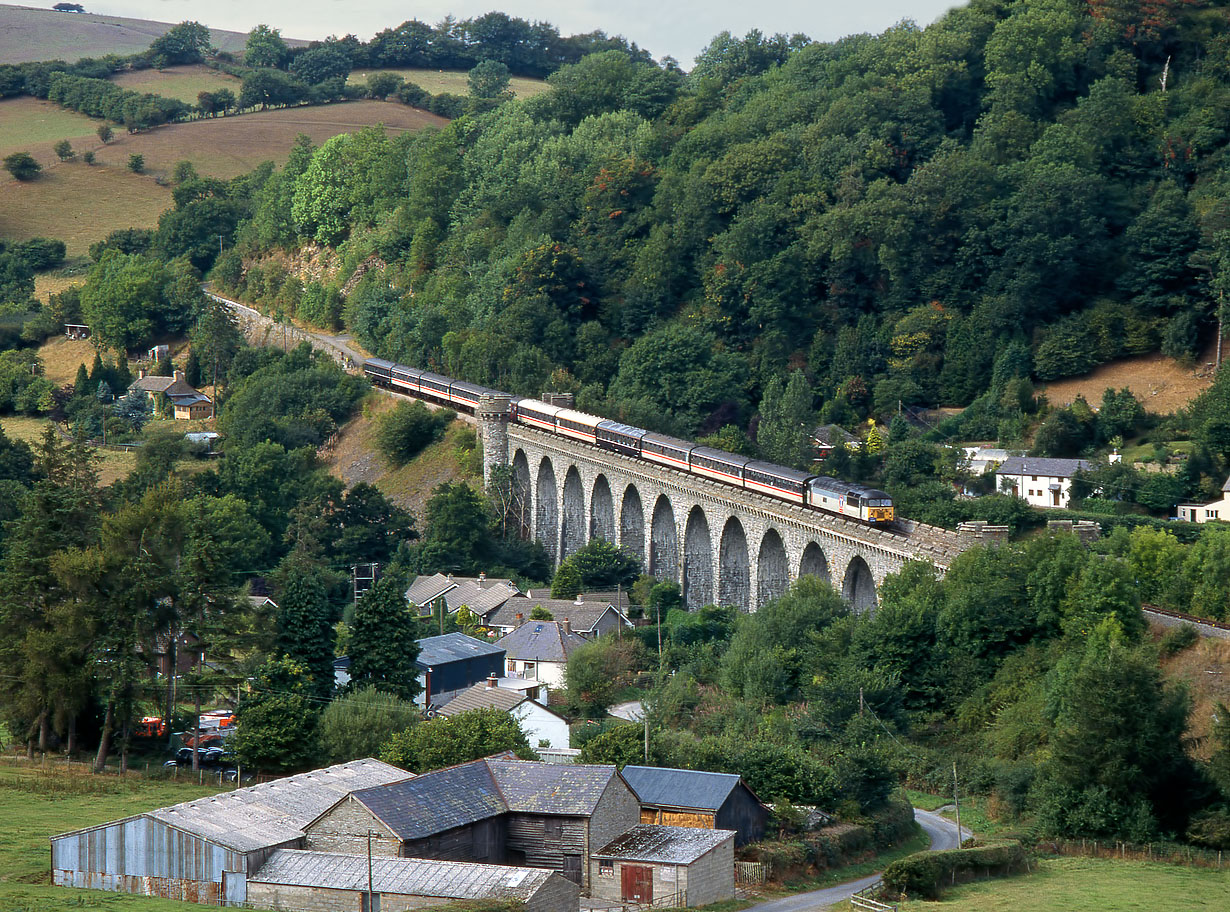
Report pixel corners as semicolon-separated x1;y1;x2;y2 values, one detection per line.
479;571;487;586
487;674;498;688
515;612;524;626
138;368;147;379
173;369;184;381
563;618;572;635
574;595;583;606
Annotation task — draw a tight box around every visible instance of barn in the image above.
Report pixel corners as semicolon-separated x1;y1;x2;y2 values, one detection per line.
589;825;736;908
620;766;769;846
247;849;580;912
50;759;411;905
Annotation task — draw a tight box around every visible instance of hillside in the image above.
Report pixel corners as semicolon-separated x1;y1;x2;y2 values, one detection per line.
0;3;306;63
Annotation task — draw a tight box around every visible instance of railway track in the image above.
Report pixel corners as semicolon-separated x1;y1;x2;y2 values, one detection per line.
1142;604;1230;635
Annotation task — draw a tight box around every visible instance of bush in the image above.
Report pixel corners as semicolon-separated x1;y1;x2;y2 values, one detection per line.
127;153;144;173
1159;623;1199;657
318;686;420;763
3;151;41;180
882;841;1028;899
375;400;455;466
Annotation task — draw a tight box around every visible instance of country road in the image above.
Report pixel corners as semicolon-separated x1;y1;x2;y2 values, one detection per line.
740;807;970;912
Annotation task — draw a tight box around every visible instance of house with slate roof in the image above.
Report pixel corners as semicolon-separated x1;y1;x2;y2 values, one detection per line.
304;757;641;892
620;766;768;846
50;759;411;905
414;632;506;708
589;825;735;908
1176;475;1230;523
128;370;212;420
439;677;571;750
496;621;587;687
405;573;521;619
995;455;1094;509
487;595;632;638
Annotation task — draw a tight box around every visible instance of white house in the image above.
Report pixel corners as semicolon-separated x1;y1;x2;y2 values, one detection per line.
1176;477;1230;523
962;446;1011;475
996;456;1093;509
438;677;571;751
495;620;587;688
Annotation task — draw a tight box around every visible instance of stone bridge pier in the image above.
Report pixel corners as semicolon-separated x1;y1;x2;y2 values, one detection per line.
479;402;966;613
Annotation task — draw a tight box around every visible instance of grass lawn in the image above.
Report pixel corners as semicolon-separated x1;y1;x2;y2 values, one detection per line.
0;762;218;910
890;855;1230;911
0;97;99;164
0;160;171;258
902;789;950;812
110;65;243;104
936;795;1019;839
347;67;550;98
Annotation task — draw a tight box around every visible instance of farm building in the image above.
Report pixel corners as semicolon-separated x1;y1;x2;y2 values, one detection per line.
246;849;579;912
439;677;571;750
305;757;640;892
589;825;735;908
496;620;587;686
620;766;768;846
415;632;506;708
50;759;411;905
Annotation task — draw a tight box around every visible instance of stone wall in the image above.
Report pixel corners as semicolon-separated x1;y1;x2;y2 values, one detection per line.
304;796;401;856
681;837;735;907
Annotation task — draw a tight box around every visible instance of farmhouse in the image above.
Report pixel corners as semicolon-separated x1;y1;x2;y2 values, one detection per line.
496;620;587;686
589;825;736;908
128;370;213;420
995;455;1093;509
439;676;571;750
415;632;506;708
247;849;579;912
305;757;641;891
1176;476;1230;523
620;766;768;847
49;759;411;905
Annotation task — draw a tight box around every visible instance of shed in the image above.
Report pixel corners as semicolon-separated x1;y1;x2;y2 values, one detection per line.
50;759;411;906
247;849;580;912
620;766;768;846
415;632;506;708
590;825;735;908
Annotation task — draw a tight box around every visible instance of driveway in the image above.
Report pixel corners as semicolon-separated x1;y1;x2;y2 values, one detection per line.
608;700;645;722
740;807;970;912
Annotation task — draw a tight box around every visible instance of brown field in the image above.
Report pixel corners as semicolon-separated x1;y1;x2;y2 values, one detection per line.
33;272;86;304
37;335;96;387
0;416;136;486
110;65;243;104
1155;632;1230;761
347;67;550;99
1039;350;1215;415
84;101;448;179
0;3;302;64
0;159;171;257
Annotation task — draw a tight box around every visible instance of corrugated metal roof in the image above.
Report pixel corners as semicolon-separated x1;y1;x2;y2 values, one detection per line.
53;759;411;854
486;758;617;815
416;632;505;668
496;622;587;663
351;760;507;840
620;766;741;812
593;825;735;864
251;849;554;899
438;683;529;716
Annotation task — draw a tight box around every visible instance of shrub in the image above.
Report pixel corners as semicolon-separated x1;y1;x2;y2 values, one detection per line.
882;841;1028;899
127;153;144;173
375;400;455;466
1159;623;1199;657
3;151;41;180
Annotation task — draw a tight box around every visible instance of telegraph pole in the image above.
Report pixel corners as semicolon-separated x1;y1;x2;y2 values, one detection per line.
952;762;963;847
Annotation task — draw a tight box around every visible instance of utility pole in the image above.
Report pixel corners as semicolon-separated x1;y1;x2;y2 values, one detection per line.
953;762;963;848
644;713;649;764
367;829;374;912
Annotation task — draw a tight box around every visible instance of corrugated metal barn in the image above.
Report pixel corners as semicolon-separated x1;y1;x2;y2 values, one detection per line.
247;849;580;912
50;759;411;905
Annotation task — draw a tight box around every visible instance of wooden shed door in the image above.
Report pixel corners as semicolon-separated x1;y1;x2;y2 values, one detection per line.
622;865;653;903
562;853;582;884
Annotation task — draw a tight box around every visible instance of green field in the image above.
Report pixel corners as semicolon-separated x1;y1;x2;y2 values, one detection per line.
111;65;243;104
891;855;1230;911
0;763;218;910
347;67;550;99
0;97;99;163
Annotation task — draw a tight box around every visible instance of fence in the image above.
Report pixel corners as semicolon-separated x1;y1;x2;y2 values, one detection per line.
1034;837;1224;870
734;861;770;885
850;880;896;912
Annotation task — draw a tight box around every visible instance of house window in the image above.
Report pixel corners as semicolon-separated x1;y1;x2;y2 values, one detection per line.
1032;476;1038;481
524;662;537;680
599;861;614;876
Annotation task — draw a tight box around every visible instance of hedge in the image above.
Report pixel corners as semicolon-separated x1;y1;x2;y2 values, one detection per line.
882;841;1027;899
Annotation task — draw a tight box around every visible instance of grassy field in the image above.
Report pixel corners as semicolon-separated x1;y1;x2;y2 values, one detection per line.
37;335;95;387
33;271;86;305
0;158;171;257
348;67;551;98
0;762;222;910
0;96;99;165
111;65;243;104
0;4;292;64
888;855;1230;911
0;416;138;486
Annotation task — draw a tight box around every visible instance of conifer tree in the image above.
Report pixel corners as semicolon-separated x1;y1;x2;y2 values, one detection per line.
348;574;421;701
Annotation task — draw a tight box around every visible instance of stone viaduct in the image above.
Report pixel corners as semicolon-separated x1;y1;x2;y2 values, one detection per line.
478;396;973;612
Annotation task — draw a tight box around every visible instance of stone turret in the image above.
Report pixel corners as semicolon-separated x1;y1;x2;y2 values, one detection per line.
477;393;512;483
